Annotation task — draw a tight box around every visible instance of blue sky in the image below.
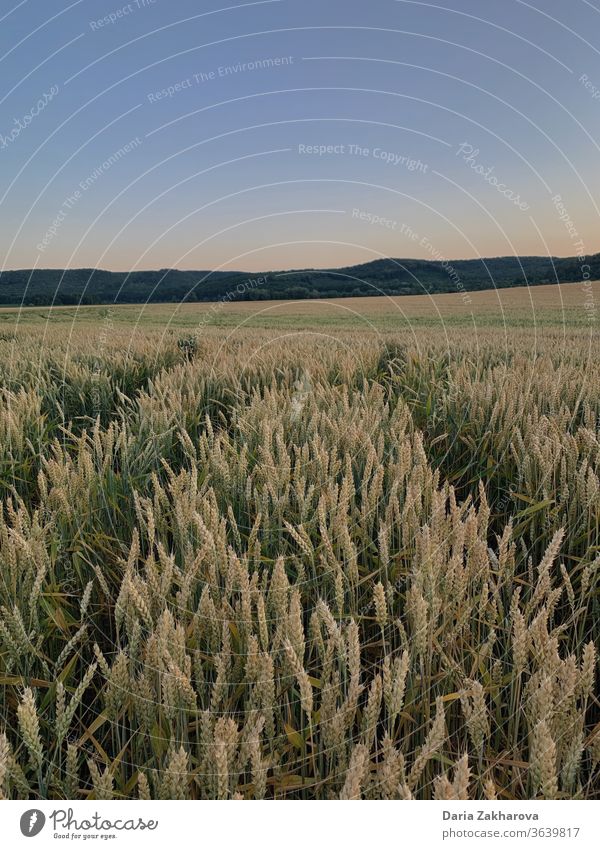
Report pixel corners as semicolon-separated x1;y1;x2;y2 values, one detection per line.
1;0;599;271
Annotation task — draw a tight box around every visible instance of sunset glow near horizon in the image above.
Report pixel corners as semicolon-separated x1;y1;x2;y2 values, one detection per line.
1;0;600;274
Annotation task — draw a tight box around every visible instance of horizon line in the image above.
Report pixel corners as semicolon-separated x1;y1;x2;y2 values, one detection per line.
2;250;598;276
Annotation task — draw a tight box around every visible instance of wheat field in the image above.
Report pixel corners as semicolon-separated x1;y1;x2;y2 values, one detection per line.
0;290;598;800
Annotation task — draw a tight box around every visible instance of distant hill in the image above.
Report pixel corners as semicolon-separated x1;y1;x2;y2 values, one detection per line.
1;254;598;306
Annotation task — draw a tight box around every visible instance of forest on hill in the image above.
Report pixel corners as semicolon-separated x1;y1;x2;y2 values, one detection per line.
1;253;598;306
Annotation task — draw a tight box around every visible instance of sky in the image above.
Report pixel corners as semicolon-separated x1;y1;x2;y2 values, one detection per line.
1;0;599;272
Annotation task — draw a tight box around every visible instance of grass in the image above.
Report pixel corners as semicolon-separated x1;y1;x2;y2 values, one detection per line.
1;279;597;331
0;283;598;800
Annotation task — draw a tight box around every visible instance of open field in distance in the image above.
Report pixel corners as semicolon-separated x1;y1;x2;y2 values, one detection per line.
0;279;598;333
